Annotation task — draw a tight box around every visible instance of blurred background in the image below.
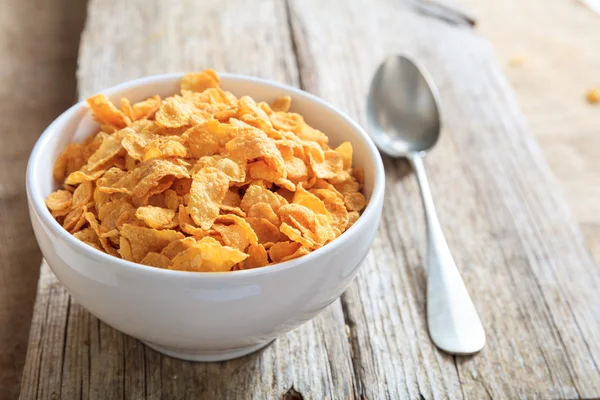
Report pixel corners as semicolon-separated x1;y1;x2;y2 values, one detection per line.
0;0;598;397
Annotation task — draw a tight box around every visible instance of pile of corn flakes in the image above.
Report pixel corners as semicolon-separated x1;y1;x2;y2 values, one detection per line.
45;70;366;272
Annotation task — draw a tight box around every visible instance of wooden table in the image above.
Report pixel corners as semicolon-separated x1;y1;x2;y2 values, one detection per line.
0;1;86;398
461;0;600;267
17;0;600;398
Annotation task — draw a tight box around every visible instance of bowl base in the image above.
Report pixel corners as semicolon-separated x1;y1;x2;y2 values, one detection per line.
142;339;274;362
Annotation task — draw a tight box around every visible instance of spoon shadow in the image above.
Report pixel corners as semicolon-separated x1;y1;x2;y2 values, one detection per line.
380;153;412;181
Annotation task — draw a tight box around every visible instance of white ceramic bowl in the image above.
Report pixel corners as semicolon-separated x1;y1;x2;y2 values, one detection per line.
26;73;385;361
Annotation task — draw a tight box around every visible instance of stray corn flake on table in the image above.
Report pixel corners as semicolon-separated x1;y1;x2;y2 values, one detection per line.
45;70;366;272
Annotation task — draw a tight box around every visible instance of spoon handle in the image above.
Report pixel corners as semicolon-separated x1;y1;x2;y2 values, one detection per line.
409;154;485;355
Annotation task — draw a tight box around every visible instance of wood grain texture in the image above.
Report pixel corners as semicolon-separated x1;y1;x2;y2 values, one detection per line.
0;0;86;398
459;0;600;277
19;0;600;398
77;0;298;98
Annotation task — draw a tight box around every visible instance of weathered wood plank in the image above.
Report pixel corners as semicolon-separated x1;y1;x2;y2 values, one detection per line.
61;297;91;400
0;0;86;397
77;0;298;97
288;0;600;398
19;264;54;400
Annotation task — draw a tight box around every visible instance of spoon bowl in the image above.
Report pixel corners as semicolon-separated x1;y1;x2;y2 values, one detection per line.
367;55;441;156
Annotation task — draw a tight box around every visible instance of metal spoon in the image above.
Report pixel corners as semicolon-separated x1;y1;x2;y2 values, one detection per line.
367;54;485;355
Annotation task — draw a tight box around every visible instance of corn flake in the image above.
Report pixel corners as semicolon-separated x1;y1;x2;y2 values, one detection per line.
119;236;134;262
84;212;118;256
156;95;193;128
344;192;367;212
280;222;314;248
311;150;343;179
87;94;131;128
281;246;309;262
347;211;360;228
133;95;162;120
53;143;87;182
212;223;250;252
136;205;178;229
335;142;353;170
271;96;291;112
184;120;236;158
178;205;207;237
270;112;304;134
171;236;247;272
181;69;220;92
46;190;72;212
161;237;197;259
225;125;285;175
72;181;94;208
241;184;288;212
140;252;172;269
245;217;282;244
65;169;105;186
73;227;102;249
120;224;184;262
269;241;303;263
247;202;279;226
243;244;269;269
104;159;189;198
215;214;258;244
188;167;229;230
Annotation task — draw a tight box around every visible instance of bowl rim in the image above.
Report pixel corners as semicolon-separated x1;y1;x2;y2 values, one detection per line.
27;72;385;280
